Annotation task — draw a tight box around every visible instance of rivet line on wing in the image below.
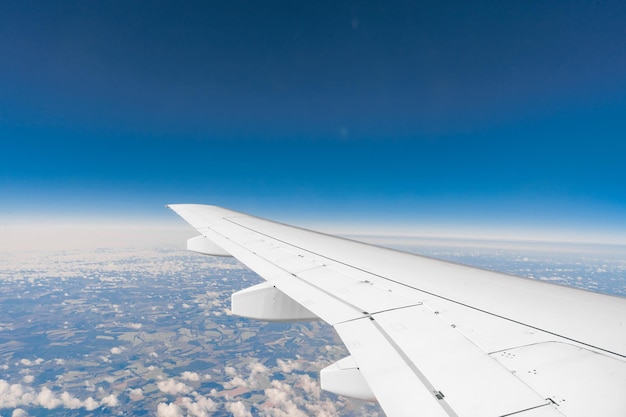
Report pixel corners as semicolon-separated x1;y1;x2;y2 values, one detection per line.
333;303;424;326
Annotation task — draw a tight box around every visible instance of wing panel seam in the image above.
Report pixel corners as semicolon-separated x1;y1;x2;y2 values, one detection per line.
366;316;461;417
500;403;557;417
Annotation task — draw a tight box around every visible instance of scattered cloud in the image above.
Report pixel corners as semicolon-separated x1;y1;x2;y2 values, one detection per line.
0;247;389;417
157;402;183;417
19;359;42;367
59;391;82;409
225;400;252;417
215;361;346;417
83;397;100;411
11;409;29;417
180;371;201;382
223;376;247;390
224;366;237;377
36;387;62;409
157;379;191;395
297;374;321;399
263;378;341;417
101;394;119;407
0;380;116;412
128;388;144;401
250;362;268;375
277;358;302;373
179;395;217;417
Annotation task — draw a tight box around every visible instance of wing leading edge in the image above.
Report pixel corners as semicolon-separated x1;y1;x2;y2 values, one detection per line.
167;204;626;417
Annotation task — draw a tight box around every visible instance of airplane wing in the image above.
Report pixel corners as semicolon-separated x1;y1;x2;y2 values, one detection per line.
167;204;626;417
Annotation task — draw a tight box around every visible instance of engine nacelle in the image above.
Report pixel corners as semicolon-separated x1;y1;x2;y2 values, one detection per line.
320;356;376;402
231;282;318;321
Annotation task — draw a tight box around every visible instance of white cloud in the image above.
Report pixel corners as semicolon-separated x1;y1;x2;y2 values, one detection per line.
0;379;118;412
225;401;252;417
224;361;272;390
101;394;119;407
247;362;270;390
250;362;268;375
110;347;122;354
261;379;331;417
128;388;144;401
0;380;24;408
179;395;217;417
277;358;302;373
84;397;100;411
11;409;29;417
304;400;343;417
21;375;34;384
297;374;320;399
180;371;200;382
60;391;83;409
157;379;191;395
157;402;183;417
36;387;62;409
264;380;290;406
17;358;44;367
223;376;247;389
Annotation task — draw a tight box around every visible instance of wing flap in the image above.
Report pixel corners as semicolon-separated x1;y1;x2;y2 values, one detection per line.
494;342;626;417
370;304;554;416
334;317;452;417
320;356;376;401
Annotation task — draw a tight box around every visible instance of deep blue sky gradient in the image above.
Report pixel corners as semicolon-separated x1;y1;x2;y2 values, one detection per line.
1;1;625;241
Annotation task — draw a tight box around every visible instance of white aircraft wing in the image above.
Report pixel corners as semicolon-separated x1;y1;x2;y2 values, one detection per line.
168;204;626;417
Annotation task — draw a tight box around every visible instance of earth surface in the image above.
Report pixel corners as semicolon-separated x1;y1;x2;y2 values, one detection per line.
1;236;624;416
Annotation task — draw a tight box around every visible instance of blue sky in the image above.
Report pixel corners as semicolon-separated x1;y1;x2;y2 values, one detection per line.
1;1;626;242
